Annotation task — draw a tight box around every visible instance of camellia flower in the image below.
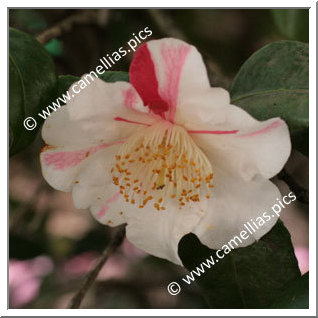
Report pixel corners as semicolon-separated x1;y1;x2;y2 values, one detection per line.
40;38;291;265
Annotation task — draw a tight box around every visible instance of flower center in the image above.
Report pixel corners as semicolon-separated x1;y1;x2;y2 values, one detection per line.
111;121;213;210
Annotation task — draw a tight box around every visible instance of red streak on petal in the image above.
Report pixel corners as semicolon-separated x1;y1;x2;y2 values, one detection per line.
97;192;121;219
188;129;239;135
238;120;282;138
44;140;124;170
122;87;138;109
113;117;151;126
129;43;169;117
160;43;191;123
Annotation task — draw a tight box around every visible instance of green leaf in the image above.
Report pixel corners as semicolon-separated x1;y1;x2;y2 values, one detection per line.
270;272;309;309
178;221;301;308
291;129;309;157
272;9;309;43
98;71;129;83
45;38;63;57
56;75;80;100
229;41;308;155
9;27;57;156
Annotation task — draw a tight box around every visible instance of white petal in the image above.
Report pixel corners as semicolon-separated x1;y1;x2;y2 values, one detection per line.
67;77;147;120
42;106;106;148
193;165;282;250
70;145;118;208
147;38;230;124
146;38;210;98
71;146;126;226
175;88;230;127
40;141;121;192
130;38;228;123
124;200;206;265
89;185;126;227
41;139;126;226
42;78;159;148
188;105;291;180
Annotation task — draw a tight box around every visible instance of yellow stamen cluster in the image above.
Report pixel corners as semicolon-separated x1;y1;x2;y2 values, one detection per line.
111;121;214;210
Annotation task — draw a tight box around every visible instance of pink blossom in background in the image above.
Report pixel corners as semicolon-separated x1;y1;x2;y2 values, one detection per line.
61;251;98;278
294;246;309;275
97;254;128;281
61;239;146;280
61;251;129;281
9;256;53;308
121;238;147;259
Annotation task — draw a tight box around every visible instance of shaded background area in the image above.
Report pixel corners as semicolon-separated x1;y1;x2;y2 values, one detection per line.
9;9;309;309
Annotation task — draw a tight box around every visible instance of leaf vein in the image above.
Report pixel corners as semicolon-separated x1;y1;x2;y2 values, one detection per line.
231;88;308;103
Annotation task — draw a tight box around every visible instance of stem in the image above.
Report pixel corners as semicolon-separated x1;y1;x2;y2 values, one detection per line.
37;10;106;45
278;168;309;204
68;225;126;309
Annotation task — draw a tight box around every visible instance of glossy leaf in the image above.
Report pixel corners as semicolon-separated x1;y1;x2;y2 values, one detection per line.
56;75;80;100
230;41;308;155
9;27;57;156
178;221;301;308
270;272;309;309
98;71;129;83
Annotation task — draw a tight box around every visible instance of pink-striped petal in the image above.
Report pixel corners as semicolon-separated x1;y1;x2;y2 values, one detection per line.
68;146;126;226
113;117;151;127
40;142;122;192
42;141;124;171
129;38;212;122
42;78;158;149
130;43;169;117
190;105;291;181
89;188;125;226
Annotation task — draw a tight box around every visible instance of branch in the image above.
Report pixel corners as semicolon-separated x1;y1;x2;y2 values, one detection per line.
278;168;309;204
37;10;108;45
68;225;126;309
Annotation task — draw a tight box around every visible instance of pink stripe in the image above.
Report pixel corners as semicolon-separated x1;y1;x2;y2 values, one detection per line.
238;120;282;138
160;43;191;123
114;117;151;126
188;129;239;135
97;192;121;218
123;88;138;109
44;140;124;170
129;44;169;117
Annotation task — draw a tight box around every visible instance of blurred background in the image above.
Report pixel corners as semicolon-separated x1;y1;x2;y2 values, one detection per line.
9;9;309;309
